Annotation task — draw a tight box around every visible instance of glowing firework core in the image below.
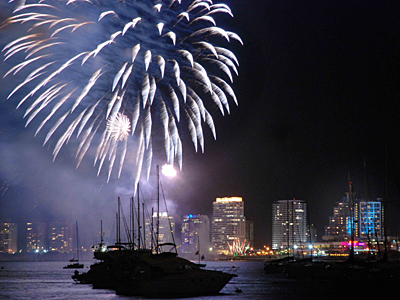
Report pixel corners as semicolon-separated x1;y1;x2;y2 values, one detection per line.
107;113;131;141
162;164;177;177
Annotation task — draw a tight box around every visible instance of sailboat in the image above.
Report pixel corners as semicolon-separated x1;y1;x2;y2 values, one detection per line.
72;165;238;297
63;221;84;269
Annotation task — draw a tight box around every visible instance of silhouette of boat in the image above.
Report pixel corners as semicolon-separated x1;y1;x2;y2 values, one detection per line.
64;221;84;269
72;166;238;296
114;250;237;297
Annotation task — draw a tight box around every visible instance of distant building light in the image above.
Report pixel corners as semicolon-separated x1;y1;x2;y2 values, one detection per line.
216;197;243;203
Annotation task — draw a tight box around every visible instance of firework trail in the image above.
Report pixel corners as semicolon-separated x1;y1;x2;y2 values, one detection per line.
1;0;242;185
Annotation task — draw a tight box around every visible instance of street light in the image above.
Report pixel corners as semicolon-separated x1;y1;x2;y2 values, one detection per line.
308;244;313;260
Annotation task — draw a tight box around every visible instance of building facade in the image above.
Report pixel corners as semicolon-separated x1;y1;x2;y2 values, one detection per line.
181;214;210;256
211;197;246;255
358;199;384;240
0;222;18;254
49;222;74;253
26;222;46;252
245;220;254;247
324;200;351;240
145;212;175;249
272;199;308;250
324;196;384;242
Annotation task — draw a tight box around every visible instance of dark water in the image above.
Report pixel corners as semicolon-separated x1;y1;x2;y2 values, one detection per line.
0;260;385;299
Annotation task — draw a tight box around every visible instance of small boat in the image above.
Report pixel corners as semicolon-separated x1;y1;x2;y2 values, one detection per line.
64;262;84;269
64;221;84;269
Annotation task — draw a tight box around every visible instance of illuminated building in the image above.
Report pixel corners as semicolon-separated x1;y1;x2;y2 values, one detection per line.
49;222;74;253
26;222;46;252
145;212;175;248
324;196;383;242
272;199;308;250
324;201;351;240
181;214;210;256
0;222;18;254
211;197;246;255
359;199;384;240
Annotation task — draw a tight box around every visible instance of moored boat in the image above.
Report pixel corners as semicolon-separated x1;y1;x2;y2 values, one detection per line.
72;167;239;297
114;251;237;297
63;221;84;269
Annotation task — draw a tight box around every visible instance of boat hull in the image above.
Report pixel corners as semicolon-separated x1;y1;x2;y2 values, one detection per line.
63;263;84;269
115;269;236;297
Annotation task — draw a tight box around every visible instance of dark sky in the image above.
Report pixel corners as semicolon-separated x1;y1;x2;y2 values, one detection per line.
1;0;400;249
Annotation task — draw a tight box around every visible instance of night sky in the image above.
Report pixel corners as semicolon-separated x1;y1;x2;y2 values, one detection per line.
1;0;399;249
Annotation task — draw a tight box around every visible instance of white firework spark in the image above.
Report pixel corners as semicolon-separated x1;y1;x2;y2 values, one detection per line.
2;0;242;184
107;112;131;142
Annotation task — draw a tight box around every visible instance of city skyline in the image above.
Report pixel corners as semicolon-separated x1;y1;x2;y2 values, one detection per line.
1;0;400;248
2;190;392;254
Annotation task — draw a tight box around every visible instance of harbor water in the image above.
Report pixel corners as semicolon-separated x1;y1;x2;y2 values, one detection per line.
0;260;392;299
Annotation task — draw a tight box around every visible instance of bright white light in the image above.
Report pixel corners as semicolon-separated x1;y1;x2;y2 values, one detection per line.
106;112;131;141
161;164;176;177
308;244;313;249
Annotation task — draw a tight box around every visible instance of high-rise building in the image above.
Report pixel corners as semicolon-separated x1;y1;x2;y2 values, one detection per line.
245;220;254;247
211;197;246;255
26;222;46;252
0;222;18;254
49;222;74;253
324;200;351;240
181;214;210;256
272;199;308;250
145;212;175;249
359;199;384;240
323;195;383;242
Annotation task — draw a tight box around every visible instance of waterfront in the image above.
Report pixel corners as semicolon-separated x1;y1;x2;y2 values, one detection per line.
0;260;395;299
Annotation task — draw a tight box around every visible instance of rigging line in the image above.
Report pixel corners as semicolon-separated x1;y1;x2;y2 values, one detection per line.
138;186;153;248
159;178;177;253
143;201;157;250
120;203;133;244
136;184;145;247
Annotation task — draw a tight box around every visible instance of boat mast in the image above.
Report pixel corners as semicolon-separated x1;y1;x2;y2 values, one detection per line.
100;220;103;246
131;196;134;249
151;207;154;252
286;199;290;259
138;182;141;250
143;203;145;249
383;140;388;262
76;221;79;262
198;235;201;264
117;197;121;245
348;173;355;262
156;164;160;254
291;200;295;259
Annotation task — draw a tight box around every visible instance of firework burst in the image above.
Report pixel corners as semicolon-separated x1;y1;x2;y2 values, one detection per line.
2;0;242;184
